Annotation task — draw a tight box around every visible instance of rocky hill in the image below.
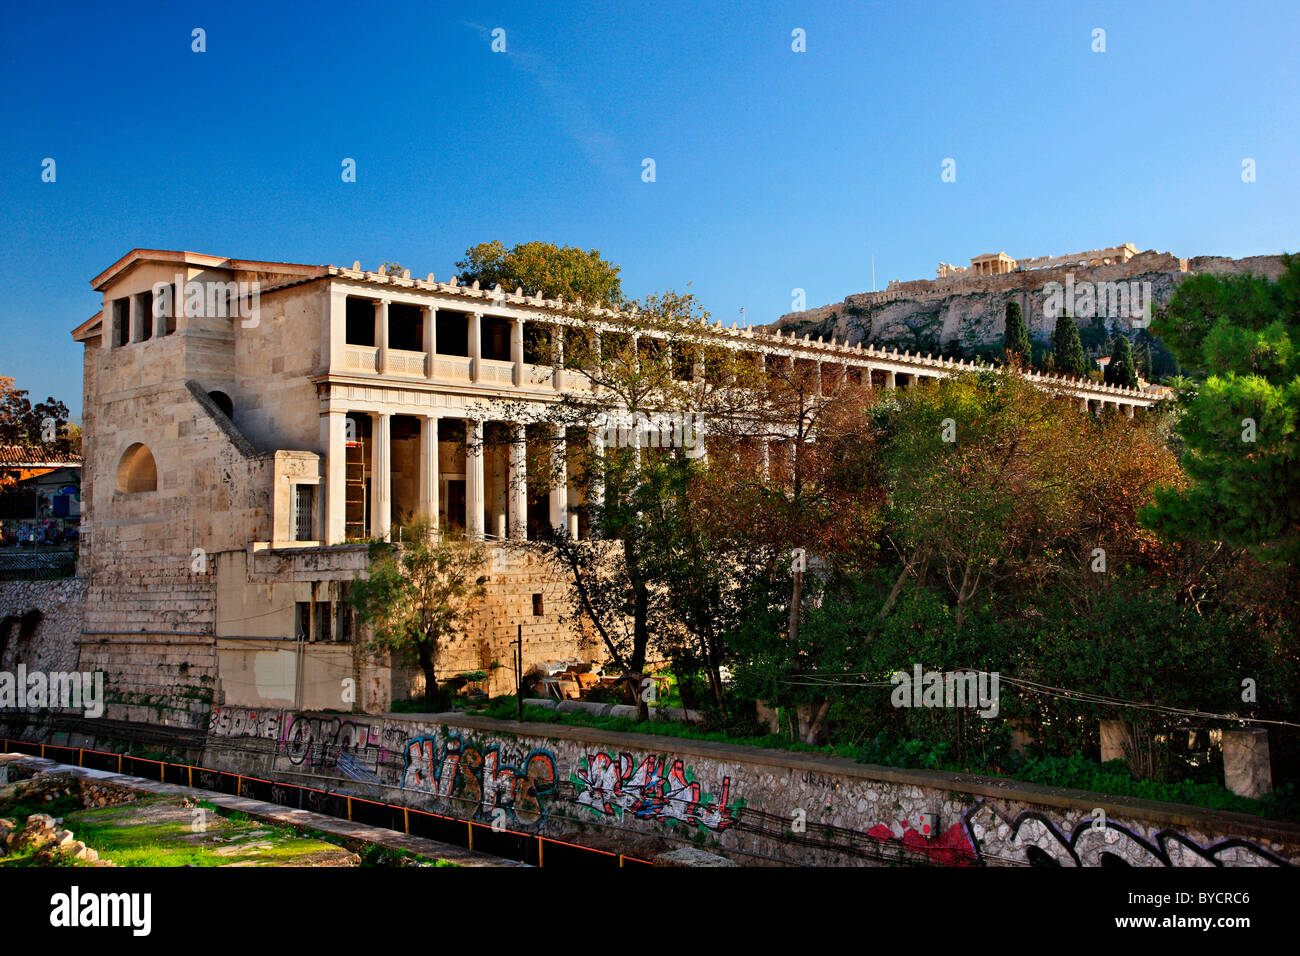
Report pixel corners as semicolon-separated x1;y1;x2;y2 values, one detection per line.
764;251;1287;363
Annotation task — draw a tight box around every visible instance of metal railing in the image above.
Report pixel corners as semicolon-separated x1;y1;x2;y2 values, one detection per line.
1;736;651;869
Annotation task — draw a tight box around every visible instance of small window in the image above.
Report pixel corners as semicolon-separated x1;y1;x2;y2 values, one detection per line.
136;291;154;341
113;297;130;348
294;602;310;641
532;593;544;616
334;597;353;644
315;601;333;642
115;443;157;493
292;484;317;541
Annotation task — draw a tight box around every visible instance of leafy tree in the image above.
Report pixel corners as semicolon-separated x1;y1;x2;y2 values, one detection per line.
0;377;74;491
348;517;488;703
1003;300;1031;366
1051;313;1088;378
879;371;1072;625
1105;334;1140;389
507;290;722;716
1142;254;1300;563
0;377;71;450
455;240;624;305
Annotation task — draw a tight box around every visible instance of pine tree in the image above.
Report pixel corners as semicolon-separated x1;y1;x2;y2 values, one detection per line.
1003;300;1031;365
1051;313;1087;378
1105;334;1139;389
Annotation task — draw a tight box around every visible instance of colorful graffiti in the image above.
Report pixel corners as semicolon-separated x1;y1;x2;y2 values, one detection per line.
207;707;281;740
571;751;744;831
867;817;978;866
962;803;1291;867
282;714;383;766
402;731;558;826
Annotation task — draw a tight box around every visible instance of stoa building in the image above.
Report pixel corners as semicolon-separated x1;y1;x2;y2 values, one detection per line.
70;249;1153;732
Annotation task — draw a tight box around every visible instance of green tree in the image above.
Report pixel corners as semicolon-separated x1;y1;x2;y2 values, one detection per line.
1003;300;1031;366
1142;255;1300;562
0;378;71;451
455;240;624;305
1051;313;1088;378
348;518;488;703
1105;334;1139;389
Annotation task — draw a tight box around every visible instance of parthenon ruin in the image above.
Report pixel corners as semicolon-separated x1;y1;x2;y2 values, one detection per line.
937;243;1140;278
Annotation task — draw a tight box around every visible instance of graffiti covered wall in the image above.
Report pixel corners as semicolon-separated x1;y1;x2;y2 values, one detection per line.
203;706;1300;867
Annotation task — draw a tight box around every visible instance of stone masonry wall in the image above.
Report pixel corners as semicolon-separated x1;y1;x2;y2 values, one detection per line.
0;578;86;676
203;707;1300;867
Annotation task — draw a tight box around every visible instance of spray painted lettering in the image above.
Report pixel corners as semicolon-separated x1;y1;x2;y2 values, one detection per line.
402;731;557;826
571;752;743;831
208;706;280;740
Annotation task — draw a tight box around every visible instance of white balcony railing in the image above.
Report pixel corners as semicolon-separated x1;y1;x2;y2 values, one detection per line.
479;359;515;386
387;348;427;378
435;355;473;381
525;363;557;388
344;345;378;373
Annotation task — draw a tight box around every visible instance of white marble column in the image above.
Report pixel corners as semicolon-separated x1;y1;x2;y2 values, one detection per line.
759;440;770;482
509;423;527;540
511;318;524;386
887;370;897;390
129;294;143;343
549;425;568;534
375;299;390;375
552;326;564;391
589;429;605;514
323;409;348;544
371;412;392;540
423;306;437;381
466;418;485;539
469;312;482;383
420;415;439;530
1124;403;1134;419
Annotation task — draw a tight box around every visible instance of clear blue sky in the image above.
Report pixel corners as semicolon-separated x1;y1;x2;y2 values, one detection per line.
2;0;1297;420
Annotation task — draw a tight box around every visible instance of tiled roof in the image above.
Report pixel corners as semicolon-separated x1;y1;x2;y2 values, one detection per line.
0;445;83;467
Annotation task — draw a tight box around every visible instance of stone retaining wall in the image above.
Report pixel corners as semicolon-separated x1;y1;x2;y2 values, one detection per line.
0;578;85;675
202;706;1300;867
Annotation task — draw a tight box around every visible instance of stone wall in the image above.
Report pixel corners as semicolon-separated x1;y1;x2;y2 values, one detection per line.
203;706;1300;867
77;633;217;730
0;578;85;676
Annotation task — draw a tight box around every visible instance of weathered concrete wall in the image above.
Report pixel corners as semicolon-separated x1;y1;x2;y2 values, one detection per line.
203;706;1300;867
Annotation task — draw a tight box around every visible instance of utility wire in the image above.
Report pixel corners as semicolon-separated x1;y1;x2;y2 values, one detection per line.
775;669;1300;729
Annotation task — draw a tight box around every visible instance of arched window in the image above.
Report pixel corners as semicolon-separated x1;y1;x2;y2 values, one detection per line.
208;390;234;419
115;443;157;493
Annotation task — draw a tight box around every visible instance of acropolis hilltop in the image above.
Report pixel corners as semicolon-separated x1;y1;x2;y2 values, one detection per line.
770;246;1288;355
934;243;1141;279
